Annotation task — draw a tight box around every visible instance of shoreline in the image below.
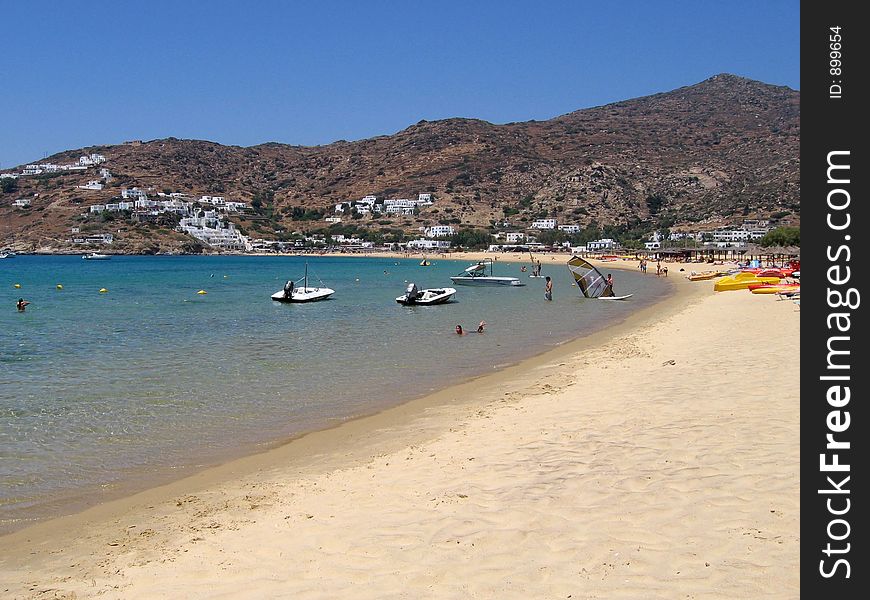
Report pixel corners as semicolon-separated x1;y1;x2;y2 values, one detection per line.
0;263;799;597
1;259;676;536
0;256;669;535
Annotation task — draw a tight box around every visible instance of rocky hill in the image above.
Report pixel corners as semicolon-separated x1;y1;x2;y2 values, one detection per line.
0;74;799;253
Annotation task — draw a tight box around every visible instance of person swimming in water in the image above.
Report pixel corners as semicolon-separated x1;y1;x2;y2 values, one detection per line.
455;324;465;335
17;298;30;312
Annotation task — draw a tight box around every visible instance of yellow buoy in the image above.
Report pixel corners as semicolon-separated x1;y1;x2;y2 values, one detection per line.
56;284;64;290
197;290;207;295
14;283;21;288
99;288;108;293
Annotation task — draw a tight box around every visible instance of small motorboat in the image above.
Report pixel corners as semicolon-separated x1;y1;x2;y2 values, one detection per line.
396;282;456;305
450;259;524;286
271;262;334;303
82;252;110;260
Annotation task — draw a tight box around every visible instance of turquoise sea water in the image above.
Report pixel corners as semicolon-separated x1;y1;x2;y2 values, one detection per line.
1;254;669;532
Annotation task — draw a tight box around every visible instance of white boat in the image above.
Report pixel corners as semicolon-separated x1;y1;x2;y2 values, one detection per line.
396;283;456;306
271;262;334;303
450;259;524;286
82;252;111;260
0;253;9;259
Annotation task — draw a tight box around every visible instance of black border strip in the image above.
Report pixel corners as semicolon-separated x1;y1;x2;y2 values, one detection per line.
802;2;866;595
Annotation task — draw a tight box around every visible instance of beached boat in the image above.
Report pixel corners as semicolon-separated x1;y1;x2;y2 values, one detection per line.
450;259;524;286
396;283;456;305
82;252;110;260
567;255;632;300
271;262;335;303
713;272;781;292
749;283;800;295
687;270;728;281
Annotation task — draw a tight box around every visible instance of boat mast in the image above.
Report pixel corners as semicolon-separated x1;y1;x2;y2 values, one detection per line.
304;262;308;290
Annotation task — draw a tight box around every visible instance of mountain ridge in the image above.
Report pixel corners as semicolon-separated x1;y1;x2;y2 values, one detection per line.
0;74;800;252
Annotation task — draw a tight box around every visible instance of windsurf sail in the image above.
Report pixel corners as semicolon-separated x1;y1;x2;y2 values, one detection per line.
567;255;613;297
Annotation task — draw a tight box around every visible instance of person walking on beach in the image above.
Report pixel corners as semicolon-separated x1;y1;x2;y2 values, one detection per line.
662;265;668;277
16;298;30;312
544;276;553;301
656;260;662;276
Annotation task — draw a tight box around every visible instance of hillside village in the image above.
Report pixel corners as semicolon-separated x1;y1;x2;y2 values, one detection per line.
3;152;782;254
1;75;799;254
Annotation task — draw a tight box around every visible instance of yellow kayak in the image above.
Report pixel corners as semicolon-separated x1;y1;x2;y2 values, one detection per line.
750;284;800;295
713;272;782;292
688;271;728;281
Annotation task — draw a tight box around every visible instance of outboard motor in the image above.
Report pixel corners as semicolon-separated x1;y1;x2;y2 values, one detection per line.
405;282;419;303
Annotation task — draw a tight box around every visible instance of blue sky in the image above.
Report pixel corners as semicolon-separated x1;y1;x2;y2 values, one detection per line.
0;0;799;168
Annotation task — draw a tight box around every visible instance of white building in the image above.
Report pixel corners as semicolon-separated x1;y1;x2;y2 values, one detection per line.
587;238;617;250
557;224;580;233
712;229;766;242
426;225;455;238
531;219;557;230
135;198;159;210
505;231;526;244
407;238;451;250
89;204;106;213
78;180;104;190
13;198;32;207
325;216;342;223
418;193;433;204
122;187;148;200
78;153;106;166
177;211;250;251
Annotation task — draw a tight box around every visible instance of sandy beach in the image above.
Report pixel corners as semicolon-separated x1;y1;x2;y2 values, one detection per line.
0;262;800;599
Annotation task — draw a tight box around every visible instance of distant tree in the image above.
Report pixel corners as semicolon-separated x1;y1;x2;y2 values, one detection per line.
1;178;17;194
536;229;568;246
450;228;493;249
759;226;800;247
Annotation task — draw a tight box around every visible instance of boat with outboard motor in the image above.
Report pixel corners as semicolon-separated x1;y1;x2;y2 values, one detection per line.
396;282;456;305
271;262;335;303
82;252;110;260
450;258;524;286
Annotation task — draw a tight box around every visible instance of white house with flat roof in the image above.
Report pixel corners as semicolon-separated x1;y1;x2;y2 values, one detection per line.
78;180;104;190
587;238;617;250
407;238;451;250
425;225;455;238
531;219;557;230
557;224;580;233
122;187;148;200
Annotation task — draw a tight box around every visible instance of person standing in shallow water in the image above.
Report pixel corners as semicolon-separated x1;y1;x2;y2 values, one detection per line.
544;276;553;301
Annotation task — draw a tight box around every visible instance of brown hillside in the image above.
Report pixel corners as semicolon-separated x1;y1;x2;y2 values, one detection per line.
0;74;799;253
